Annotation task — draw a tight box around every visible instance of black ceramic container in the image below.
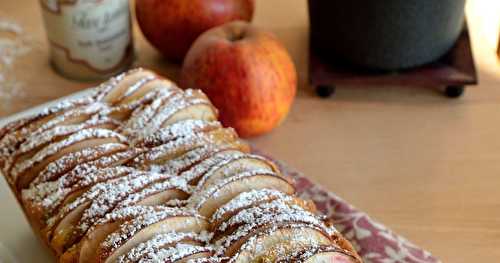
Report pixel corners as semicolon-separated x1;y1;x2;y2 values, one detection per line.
308;0;466;70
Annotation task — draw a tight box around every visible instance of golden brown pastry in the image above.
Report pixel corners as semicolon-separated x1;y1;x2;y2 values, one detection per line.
0;68;362;263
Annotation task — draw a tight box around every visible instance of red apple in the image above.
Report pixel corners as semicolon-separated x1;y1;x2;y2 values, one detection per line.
180;21;297;137
135;0;254;62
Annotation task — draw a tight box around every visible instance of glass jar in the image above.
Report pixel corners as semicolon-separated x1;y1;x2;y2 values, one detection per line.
39;0;134;81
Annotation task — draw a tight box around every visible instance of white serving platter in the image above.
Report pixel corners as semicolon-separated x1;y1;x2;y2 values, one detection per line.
0;90;93;263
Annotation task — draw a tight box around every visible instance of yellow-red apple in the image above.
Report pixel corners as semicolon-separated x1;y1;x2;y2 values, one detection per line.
180;21;297;137
135;0;254;62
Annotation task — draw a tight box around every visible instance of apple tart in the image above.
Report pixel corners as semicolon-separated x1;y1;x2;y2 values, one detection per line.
0;68;362;263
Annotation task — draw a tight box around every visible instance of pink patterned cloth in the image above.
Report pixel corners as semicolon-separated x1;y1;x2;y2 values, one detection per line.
270;157;441;263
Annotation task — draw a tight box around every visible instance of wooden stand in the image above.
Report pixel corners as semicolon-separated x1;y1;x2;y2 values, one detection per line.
309;23;478;98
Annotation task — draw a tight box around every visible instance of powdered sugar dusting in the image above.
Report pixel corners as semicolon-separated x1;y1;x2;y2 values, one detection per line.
179;150;245;184
0;68;356;263
136;119;222;147
143;90;213;136
75;171;177;233
102;207;202;251
117;231;212;263
195;154;276;190
11;128;127;181
30;143;128;186
138;243;213;263
210;189;293;224
226;223;331;262
16;115;117;157
120;88;180;137
188;169;281;211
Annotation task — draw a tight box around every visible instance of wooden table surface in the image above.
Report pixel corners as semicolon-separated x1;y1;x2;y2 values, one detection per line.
1;1;500;262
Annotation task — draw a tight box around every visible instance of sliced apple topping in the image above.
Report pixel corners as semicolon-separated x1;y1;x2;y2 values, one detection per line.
194;154;280;191
104;88;163;121
99;68;157;105
77;206;167;263
23;166;136;227
0;96;94;148
0;68;361;263
136;119;223;148
179;150;245;185
148;140;249;176
210;189;315;231
119;88;183;137
163;146;233;175
125;243;214;263
117;231;212;263
11;128;128;190
273;245;361;263
130;128;240;171
118;78;179;106
47;170;176;254
188;169;295;217
134;89;217;138
113;177;191;209
186;256;228;263
8;116;119;175
225;224;333;262
97;208;208;263
30;145;140;187
1;102;107;177
106;78;184;122
214;199;334;247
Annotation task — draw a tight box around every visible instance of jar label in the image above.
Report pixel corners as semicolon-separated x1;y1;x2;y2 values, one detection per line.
40;0;132;73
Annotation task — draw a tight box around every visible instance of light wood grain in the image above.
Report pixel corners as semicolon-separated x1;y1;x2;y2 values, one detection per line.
0;0;499;262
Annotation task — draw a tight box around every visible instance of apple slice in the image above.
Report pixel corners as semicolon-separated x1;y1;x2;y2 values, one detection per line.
98;68;157;105
136;119;223;148
71;206;166;263
127;243;214;263
47;171;176;254
96;209;208;263
117;232;212;263
180;151;279;186
142;138;250;176
113;177;191;209
0;96;93;144
194;154;280;190
8;116;119;176
156;89;217;128
274;245;361;263
119;88;183;137
57;175;194;261
130;128;241;170
105;87;163;121
161;142;250;176
222;224;333;262
23;166;136;229
179;150;245;185
62;179;192;263
185;256;227;263
187;169;295;217
210;189;315;232
1;102;108;176
118;78;180;106
213;199;332;242
30;145;139;187
107;79;184;121
24;146;144;228
125;89;217;138
10;128;127;191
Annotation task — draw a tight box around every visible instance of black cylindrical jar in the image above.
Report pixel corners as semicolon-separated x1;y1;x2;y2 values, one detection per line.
308;0;466;70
